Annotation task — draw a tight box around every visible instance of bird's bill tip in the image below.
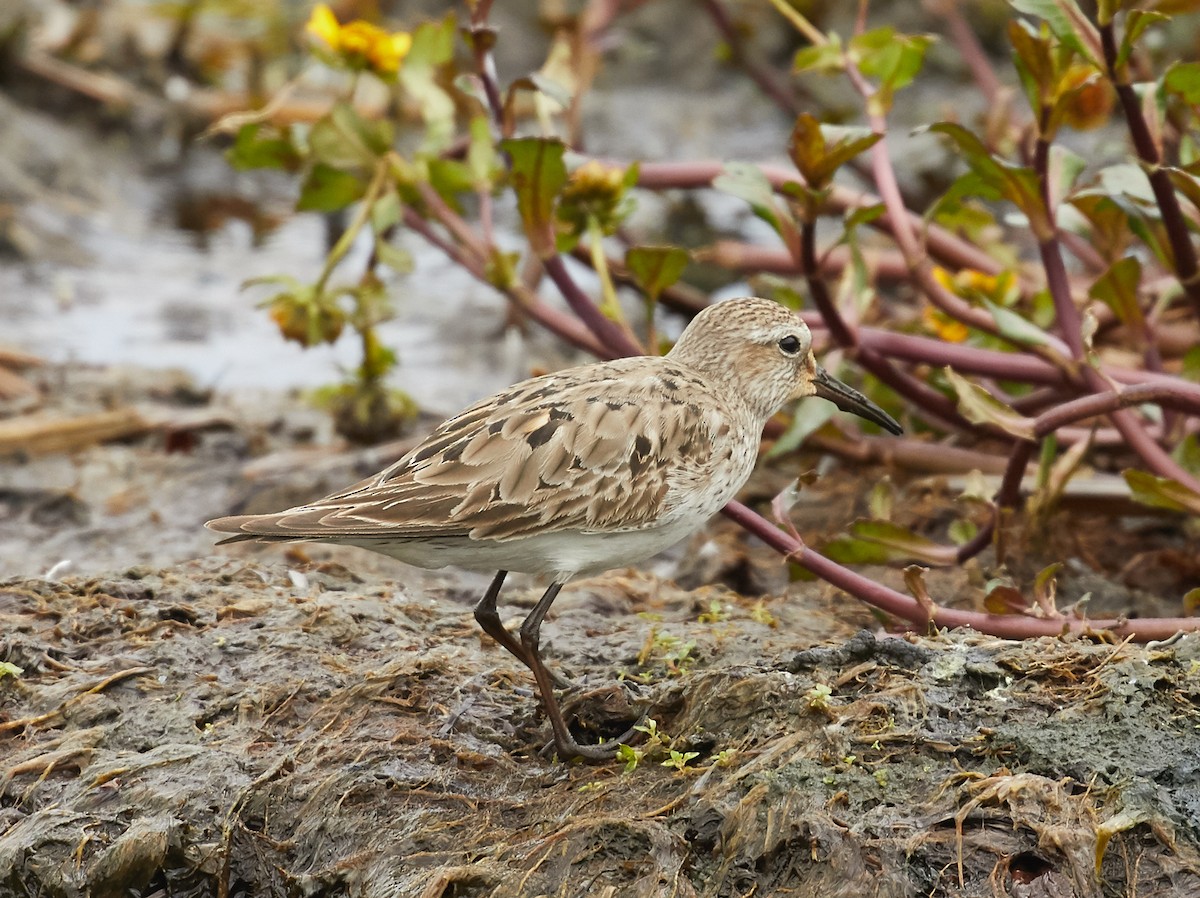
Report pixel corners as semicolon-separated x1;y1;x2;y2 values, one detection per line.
808;367;903;435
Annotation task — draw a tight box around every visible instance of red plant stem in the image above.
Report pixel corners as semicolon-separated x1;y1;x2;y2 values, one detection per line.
936;0;1003;107
700;0;803;116
1100;21;1200;320
838;327;1064;385
542;255;645;357
1035;143;1086;359
701;240;913;283
627;160;1004;280
466;0;506;135
401;208;610;358
957;382;1200;562
799;219;856;347
1031;129;1199;490
808;432;1011;474
848;61;1082;368
799;218;970;430
953;440;1033;563
723;499;1199;640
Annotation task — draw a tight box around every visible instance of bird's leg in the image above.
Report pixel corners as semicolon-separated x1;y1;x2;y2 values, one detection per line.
519;582;621;761
473;571;573;689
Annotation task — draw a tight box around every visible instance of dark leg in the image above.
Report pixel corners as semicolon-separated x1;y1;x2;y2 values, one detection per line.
473;571;571;688
519;582;621;761
473;571;525;661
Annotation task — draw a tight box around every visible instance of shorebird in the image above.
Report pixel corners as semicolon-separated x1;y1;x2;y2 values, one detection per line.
207;297;901;760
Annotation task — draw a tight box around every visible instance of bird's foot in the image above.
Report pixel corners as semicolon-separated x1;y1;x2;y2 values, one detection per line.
542;682;650;762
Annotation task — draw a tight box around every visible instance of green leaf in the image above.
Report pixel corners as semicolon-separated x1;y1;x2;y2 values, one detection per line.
398;15;458;152
793;34;845;74
1183;346;1200;382
297;164;366;212
484;249;520;290
944;367;1036;439
981;299;1051;347
767;396;836;458
1088;256;1144;331
625;246;689;302
308;103;392;170
850;28;933;113
1117;11;1168;69
226;123;302;172
427;158;475;205
713;162;786;236
821;535;895;565
374;236;413;274
369;190;402;234
947;519;978;545
1162;60;1200;104
1067;194;1134;260
1165;167;1200;215
926;123;1054;240
1185;587;1200;616
788;114;881;190
466;115;500;189
1008;19;1056;116
1047;144;1086;210
1123;470;1200;515
1010;0;1103;67
501;137;567;258
824;521;956;566
843;203;886;231
1172;433;1200;476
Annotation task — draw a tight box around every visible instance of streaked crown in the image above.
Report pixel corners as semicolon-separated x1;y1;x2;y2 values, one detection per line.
666;297;816;421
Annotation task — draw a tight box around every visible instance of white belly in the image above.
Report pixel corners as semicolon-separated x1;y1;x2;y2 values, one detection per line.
345;515;702;582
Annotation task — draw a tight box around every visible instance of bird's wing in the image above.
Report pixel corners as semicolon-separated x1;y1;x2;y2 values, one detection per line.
210;358;736;543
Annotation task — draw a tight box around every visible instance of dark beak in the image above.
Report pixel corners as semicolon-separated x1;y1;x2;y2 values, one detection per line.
811;366;903;434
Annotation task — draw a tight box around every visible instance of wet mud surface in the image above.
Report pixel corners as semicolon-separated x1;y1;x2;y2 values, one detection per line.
3;544;1200;896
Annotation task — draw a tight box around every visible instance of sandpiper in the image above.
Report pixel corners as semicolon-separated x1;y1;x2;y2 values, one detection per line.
207;297;901;760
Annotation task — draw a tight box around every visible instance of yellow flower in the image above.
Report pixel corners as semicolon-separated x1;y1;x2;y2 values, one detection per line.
922;304;970;343
959;269;1000;295
305;4;341;47
305;4;412;77
558;161;631;235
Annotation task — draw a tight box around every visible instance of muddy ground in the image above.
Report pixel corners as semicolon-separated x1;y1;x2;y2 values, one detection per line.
3;365;1200;898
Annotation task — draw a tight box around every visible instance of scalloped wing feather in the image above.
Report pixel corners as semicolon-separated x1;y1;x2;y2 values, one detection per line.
211;357;746;544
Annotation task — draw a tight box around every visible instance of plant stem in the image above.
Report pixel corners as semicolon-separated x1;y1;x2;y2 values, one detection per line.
313;159;388;294
723;499;1200;641
1099;20;1200;320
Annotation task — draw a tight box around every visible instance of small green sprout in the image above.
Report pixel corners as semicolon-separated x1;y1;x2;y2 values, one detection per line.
749;600;778;627
0;661;23;680
661;750;700;771
806;683;834;710
616;743;641;774
697;598;730;624
633;717;669;746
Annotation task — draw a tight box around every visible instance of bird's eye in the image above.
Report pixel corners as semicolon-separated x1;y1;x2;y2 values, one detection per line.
777;335;803;355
